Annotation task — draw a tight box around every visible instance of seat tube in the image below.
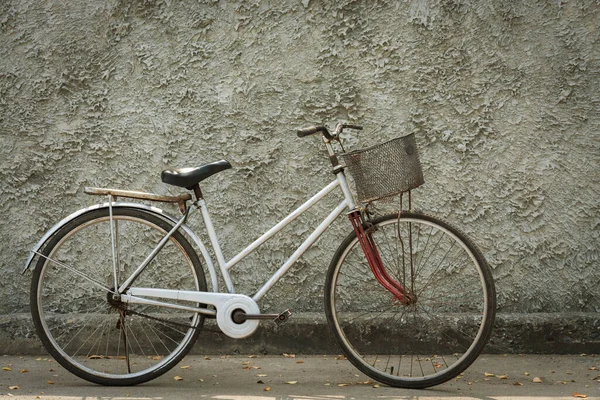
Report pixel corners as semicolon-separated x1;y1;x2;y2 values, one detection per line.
198;199;236;293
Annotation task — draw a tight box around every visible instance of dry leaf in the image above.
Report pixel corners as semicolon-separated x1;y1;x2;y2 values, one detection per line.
296;360;304;364
513;381;523;386
8;385;19;390
20;369;28;373
572;393;587;399
47;380;54;384
199;378;204;382
484;372;495;377
256;374;267;377
524;372;530;376
497;375;509;380
152;356;161;360
88;355;103;359
433;363;443;368
3;367;12;371
338;383;349;387
204;357;211;360
264;386;271;391
533;377;542;383
589;367;597;371
173;376;183;381
373;384;380;388
257;380;264;384
248;355;257;358
335;355;347;360
286;380;298;384
180;365;191;369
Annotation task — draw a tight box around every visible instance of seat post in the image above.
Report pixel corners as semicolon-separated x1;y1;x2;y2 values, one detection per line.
190;184;203;201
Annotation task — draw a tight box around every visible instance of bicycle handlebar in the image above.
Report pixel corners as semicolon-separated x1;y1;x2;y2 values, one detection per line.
297;126;333;140
297;124;363;140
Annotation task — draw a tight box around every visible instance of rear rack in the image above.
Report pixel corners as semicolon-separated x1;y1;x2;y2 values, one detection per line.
84;187;191;213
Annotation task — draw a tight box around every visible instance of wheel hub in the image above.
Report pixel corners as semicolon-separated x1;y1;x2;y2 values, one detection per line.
106;291;125;309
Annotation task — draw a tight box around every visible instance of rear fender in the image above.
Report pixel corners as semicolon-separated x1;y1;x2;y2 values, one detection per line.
23;202;219;293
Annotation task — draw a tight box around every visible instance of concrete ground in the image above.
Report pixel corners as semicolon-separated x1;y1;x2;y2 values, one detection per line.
0;354;598;400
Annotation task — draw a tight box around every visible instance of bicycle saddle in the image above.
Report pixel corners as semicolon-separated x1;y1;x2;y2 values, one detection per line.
161;160;232;189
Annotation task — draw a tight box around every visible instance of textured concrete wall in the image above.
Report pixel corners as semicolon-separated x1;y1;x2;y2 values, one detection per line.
1;0;599;349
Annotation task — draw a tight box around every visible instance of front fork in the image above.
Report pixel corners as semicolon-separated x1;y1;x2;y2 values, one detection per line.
347;210;412;305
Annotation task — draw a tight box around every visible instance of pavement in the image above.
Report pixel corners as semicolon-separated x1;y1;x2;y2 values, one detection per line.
0;354;598;400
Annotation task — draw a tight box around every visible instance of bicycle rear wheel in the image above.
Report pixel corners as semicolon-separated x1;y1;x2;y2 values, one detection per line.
325;212;495;388
30;207;207;385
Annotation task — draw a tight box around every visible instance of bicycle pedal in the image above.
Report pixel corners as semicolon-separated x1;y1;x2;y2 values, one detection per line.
274;309;292;325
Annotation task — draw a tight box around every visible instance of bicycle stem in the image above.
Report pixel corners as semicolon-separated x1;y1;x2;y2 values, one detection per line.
347;210;407;303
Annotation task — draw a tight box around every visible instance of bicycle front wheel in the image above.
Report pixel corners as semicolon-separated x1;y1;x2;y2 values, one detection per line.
30;207;207;385
325;212;495;388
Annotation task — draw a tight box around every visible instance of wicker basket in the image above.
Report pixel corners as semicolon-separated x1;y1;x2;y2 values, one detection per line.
340;134;424;203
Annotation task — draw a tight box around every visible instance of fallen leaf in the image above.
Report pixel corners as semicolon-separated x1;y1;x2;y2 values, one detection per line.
338;383;349;387
47;380;54;384
296;360;304;364
498;375;509;380
8;385;19;390
180;365;191;369
20;369;28;373
257;380;264;384
524;372;530;376
88;355;103;359
264;386;271;391
589;367;597;371
373;384;380;388
3;367;12;371
152;356;161;360
335;355;347;360
242;361;250;365
513;381;523;386
484;372;495;377
286;380;298;384
256;374;267;377
173;376;183;381
199;378;204;382
36;358;42;361
248;355;257;358
204;357;211;360
433;363;443;368
572;393;587;399
533;377;542;383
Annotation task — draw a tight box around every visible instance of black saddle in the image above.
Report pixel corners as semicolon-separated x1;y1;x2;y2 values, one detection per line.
161;160;232;189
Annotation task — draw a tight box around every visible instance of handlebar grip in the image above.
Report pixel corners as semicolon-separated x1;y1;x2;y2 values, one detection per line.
344;124;363;130
297;126;333;140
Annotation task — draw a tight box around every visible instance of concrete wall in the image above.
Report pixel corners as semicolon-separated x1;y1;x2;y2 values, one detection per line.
1;0;598;352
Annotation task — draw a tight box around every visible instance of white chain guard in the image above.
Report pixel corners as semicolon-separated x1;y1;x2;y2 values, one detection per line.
216;296;260;339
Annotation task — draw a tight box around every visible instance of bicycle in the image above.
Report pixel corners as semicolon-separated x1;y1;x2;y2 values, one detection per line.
24;123;496;388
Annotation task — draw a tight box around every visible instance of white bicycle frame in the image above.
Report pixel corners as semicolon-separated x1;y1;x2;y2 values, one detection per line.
120;155;358;329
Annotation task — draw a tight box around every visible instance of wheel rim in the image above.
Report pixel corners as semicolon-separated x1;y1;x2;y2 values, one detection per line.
329;216;492;384
35;212;202;381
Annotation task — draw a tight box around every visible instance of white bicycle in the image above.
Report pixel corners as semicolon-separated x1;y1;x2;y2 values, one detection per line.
25;123;496;388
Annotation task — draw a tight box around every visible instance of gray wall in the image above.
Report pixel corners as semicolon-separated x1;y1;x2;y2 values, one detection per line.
1;0;599;349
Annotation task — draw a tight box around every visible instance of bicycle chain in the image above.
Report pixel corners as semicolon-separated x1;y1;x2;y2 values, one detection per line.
116;306;224;334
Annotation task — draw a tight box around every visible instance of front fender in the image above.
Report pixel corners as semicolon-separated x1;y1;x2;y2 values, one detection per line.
23;202;219;293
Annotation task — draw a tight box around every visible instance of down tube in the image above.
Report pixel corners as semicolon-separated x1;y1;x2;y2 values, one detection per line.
252;200;348;302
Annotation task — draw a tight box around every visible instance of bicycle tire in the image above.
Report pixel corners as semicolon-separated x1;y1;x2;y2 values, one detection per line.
325;212;495;388
30;207;207;386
